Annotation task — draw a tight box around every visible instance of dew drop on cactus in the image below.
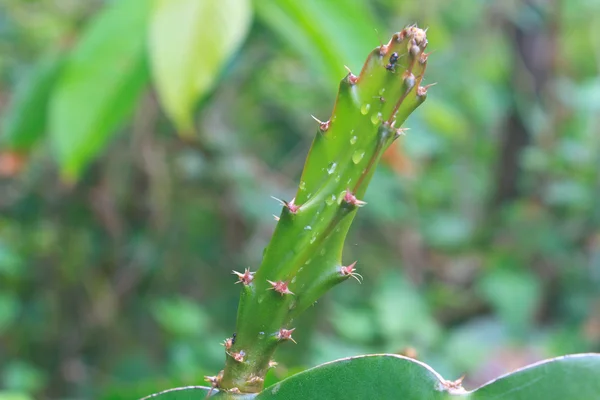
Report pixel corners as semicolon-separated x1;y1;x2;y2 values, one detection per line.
360;103;371;115
350;135;357;145
352;150;365;164
299;181;306;190
327;162;337;175
370;112;382;125
325;194;337;206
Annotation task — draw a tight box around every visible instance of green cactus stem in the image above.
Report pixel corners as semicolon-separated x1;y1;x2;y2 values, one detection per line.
219;26;431;394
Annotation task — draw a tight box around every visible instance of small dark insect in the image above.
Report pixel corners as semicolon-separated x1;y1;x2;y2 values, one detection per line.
232;332;237;345
385;52;399;71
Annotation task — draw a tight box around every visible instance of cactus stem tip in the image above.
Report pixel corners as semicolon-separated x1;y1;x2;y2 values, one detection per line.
267;280;294;296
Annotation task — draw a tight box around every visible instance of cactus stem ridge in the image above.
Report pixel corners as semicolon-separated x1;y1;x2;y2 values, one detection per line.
276;328;297;344
232;268;255;285
340;261;363;283
267;280;294;296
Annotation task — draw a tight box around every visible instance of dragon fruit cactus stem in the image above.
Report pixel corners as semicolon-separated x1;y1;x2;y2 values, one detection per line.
217;26;431;394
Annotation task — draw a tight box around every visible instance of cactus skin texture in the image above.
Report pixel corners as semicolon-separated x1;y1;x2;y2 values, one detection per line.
218;26;430;394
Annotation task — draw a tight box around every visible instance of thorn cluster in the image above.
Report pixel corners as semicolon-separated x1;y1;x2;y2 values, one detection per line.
271;196;300;214
267;280;294;296
276;328;297;344
343;190;367;207
228;350;245;363
311;115;331;132
232;268;255;285
340;261;363;283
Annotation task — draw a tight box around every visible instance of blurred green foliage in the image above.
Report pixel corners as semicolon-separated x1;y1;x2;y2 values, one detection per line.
0;0;599;398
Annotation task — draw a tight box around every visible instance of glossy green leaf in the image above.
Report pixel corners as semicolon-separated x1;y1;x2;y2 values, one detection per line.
255;0;381;83
140;386;213;399
1;53;64;151
148;0;252;134
254;353;600;399
257;355;456;400
49;0;150;180
470;353;600;399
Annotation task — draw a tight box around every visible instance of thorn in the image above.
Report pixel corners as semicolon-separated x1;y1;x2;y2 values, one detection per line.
277;328;297;344
340;261;363;283
343;189;367;207
271;196;299;213
417;83;436;98
204;370;223;388
267;280;294;296
232;268;255;285
268;360;278;369
373;95;386;103
344;66;359;85
419;52;429;64
247;375;264;385
227;350;246;363
395;127;409;138
222;337;233;350
311;115;331;131
273;214;280;221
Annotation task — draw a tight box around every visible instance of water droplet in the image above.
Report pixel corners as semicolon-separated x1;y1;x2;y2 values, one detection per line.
360;103;371;115
379;88;386;96
335;174;341;182
320;248;325;255
310;235;317;244
350;136;357;145
371;112;382;125
299;181;306;190
347;178;352;185
325;194;337;205
327;162;337;175
352;150;365;164
304;225;312;230
259;331;265;336
307;193;312;199
291;276;297;283
305;259;312;265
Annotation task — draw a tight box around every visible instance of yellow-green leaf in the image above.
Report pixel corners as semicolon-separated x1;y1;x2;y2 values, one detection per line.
148;0;252;134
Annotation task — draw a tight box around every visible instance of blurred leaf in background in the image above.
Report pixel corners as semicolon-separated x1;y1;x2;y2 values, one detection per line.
0;0;599;398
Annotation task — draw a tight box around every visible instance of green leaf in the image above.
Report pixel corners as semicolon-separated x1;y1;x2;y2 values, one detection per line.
148;0;252;134
255;0;381;83
470;354;600;399
257;355;455;400
1;53;64;151
49;0;150;181
139;386;213;399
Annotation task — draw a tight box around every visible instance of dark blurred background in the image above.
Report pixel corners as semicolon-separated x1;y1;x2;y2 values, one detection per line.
1;0;599;399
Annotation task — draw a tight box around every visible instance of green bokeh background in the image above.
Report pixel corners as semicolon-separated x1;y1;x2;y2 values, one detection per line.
1;0;599;398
